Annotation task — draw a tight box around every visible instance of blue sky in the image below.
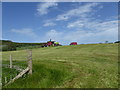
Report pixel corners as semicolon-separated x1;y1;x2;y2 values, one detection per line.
2;2;118;45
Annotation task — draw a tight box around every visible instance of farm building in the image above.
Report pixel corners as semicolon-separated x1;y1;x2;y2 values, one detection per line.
70;42;77;45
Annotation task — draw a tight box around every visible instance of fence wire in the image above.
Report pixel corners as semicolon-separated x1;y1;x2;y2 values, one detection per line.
2;50;29;86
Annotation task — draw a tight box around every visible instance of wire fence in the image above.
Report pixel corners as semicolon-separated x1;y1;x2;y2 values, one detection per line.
2;50;32;86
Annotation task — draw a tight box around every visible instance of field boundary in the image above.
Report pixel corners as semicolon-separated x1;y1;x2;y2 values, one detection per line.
2;50;32;86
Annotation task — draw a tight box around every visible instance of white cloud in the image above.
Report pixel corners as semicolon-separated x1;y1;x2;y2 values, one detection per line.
11;28;39;39
36;2;117;44
67;20;85;28
67;19;118;31
43;21;56;27
37;2;58;15
56;3;100;21
45;19;118;45
45;29;63;39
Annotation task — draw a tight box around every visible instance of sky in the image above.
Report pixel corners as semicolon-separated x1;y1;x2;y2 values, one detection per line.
2;2;118;45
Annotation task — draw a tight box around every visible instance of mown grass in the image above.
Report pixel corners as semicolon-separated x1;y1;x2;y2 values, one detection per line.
16;45;41;50
2;43;118;88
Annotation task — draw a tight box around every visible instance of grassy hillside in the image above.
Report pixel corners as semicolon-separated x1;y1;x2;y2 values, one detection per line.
2;43;118;88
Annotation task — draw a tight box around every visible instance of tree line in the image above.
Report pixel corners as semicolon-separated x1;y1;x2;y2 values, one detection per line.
0;40;45;51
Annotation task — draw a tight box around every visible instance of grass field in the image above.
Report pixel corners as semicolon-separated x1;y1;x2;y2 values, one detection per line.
2;43;118;88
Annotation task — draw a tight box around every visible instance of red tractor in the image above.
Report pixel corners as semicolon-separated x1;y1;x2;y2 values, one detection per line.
70;42;77;45
47;41;54;46
41;39;61;47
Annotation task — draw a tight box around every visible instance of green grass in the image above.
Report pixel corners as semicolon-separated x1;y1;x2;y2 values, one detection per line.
2;43;118;88
16;45;41;50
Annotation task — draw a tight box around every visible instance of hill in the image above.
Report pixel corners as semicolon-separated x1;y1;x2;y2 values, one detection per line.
2;43;118;88
0;40;45;51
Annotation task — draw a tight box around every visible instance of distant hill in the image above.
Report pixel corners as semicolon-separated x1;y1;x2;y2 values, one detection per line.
114;41;120;43
0;40;46;51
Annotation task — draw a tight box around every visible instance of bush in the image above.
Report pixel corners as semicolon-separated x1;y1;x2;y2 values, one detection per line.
2;44;16;51
114;41;120;43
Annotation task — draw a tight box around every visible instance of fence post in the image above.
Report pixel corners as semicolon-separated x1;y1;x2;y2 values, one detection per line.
28;50;32;75
5;77;7;84
10;54;12;68
10;75;12;80
0;77;2;89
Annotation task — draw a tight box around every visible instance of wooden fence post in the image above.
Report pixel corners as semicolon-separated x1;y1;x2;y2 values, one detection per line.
0;77;2;89
10;54;12;68
5;77;7;84
10;75;12;80
28;50;32;75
